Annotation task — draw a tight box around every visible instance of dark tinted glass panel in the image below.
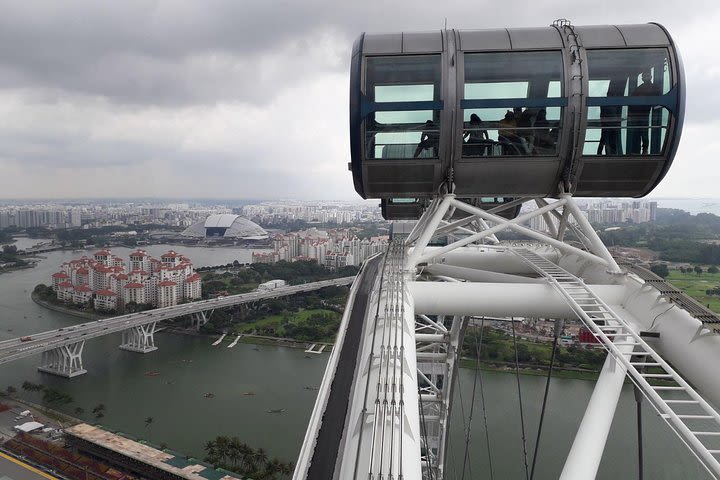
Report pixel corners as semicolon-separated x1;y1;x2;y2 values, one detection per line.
585;106;671;156
587;48;671;97
463;52;563;157
585;49;673;156
461;107;562;156
365;56;441;159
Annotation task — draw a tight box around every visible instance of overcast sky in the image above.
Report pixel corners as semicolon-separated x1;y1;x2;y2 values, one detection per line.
0;0;718;200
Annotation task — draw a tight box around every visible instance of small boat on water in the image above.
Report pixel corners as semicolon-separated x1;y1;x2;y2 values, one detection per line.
204;392;215;399
267;408;285;414
303;386;319;391
243;392;256;396
144;371;160;377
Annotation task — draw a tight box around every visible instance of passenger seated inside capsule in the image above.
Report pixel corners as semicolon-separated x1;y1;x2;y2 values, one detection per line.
413;120;439;158
517;108;536;154
498;110;516;155
498;110;525;155
463;113;491;156
533;109;555;155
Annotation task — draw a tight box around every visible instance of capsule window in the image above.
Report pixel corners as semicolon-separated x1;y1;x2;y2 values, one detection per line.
364;56;442;160
462;51;564;157
585;48;674;156
585;106;671;156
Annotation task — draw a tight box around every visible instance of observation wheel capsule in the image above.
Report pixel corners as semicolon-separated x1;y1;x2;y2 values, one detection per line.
350;23;684;199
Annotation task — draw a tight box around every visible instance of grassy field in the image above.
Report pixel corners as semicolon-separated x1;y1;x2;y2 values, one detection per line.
457;358;601;381
666;271;720;314
230;308;340;340
199;271;257;295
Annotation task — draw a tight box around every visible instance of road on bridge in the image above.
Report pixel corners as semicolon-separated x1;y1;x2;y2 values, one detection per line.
0;276;355;365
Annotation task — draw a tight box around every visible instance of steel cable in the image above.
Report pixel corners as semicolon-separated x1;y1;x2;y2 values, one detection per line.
529;319;562;480
419;393;435;480
461;317;494;480
511;318;530;480
477;318;495;480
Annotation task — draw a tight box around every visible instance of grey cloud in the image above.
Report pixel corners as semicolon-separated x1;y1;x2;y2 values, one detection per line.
0;0;715;107
0;132;157;169
0;0;719;200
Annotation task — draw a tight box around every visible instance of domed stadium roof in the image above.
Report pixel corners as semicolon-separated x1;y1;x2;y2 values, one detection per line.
181;214;267;239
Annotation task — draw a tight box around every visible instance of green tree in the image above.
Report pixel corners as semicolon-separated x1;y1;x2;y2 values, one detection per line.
239;442;253;472
227;437;242;468
2;244;17;255
74;406;84;416
144;416;154;428
265;458;282;478
215;436;231;464
42;387;73;406
280;461;294;479
21;381;44;392
695;265;704;276
650;264;669;278
92;403;106;420
709;266;719;274
254;447;269;473
204;440;219;464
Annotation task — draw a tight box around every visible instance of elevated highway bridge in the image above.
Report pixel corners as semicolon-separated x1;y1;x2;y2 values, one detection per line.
1;277;354;377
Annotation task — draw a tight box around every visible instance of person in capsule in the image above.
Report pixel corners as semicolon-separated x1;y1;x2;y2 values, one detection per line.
628;70;659;155
414;120;440;158
464;113;490;156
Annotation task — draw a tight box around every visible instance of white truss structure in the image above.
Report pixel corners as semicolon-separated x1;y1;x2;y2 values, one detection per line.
403;193;720;480
295;193;720;480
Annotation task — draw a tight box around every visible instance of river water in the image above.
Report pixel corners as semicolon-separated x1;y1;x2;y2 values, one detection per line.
0;241;712;479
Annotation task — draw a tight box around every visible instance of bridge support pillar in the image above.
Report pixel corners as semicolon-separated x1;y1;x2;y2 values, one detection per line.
38;341;87;378
191;311;212;331
119;322;158;353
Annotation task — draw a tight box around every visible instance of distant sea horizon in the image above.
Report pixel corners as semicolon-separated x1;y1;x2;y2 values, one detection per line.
650;198;720;216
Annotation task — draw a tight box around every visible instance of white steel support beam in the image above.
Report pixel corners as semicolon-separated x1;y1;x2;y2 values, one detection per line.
476;218;500;244
446;198;608;268
536;198;559;238
417;314;448;334
406;197;445;245
560;193;622;273
410;282;626;318
413;198;568;266
560;344;632;480
423;264;544;284
416;313;468;480
407;195;455;266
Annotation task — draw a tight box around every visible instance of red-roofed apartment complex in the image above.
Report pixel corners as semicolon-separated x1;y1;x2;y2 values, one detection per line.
50;249;202;311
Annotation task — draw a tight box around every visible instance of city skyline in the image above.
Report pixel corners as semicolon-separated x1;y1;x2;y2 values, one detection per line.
0;1;718;199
